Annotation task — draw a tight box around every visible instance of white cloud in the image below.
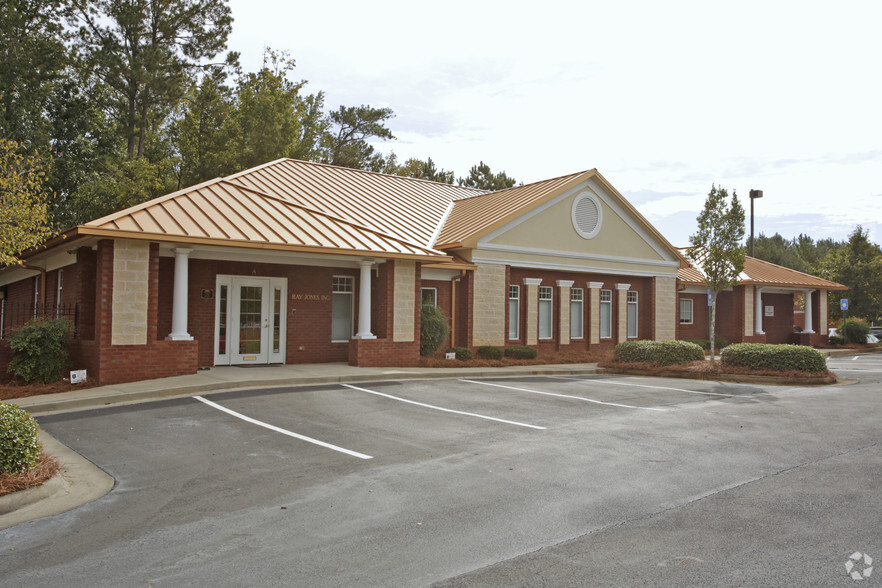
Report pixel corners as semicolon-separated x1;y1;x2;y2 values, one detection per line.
225;0;882;243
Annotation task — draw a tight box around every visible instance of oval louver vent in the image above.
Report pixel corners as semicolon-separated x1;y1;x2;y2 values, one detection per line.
572;192;602;238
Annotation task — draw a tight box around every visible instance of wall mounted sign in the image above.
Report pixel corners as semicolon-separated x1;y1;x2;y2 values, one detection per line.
291;293;331;302
764;306;774;317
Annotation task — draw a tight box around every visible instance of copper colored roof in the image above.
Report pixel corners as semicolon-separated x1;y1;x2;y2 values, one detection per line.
433;170;589;248
679;254;846;290
433;169;684;262
225;159;484;247
81;179;448;260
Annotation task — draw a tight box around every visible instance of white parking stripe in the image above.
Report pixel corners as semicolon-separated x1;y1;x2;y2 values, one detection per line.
341;384;546;430
460;379;667;411
193;396;373;460
554;377;734;398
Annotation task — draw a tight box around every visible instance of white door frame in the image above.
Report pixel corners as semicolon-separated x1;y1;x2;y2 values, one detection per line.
214;275;287;365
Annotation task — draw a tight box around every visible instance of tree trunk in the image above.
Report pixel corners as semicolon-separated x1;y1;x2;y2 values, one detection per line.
709;291;717;362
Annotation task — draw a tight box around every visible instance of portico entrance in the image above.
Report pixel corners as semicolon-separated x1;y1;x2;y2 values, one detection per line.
215;276;287;365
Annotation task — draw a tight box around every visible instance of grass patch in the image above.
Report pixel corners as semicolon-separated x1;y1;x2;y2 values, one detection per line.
0;451;59;496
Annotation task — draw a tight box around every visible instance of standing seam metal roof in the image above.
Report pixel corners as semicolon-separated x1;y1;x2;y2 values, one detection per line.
225;159;485;247
678;254;847;290
84;179;449;258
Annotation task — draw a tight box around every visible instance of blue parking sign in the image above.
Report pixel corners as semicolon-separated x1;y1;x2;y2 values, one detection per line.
840;298;848;311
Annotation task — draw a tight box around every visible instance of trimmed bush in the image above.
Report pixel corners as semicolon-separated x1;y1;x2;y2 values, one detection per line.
476;346;504;360
8;319;72;383
420;304;449;356
614;340;705;366
841;320;869;344
721;343;827;373
504;345;538;359
829;335;846;345
0;403;41;475
446;347;473;361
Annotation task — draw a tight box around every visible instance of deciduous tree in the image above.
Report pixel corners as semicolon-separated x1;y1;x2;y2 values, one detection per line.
687;185;746;360
0;140;55;265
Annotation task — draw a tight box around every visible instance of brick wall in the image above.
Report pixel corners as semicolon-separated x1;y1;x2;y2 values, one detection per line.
508;268;652;355
179;258;362;366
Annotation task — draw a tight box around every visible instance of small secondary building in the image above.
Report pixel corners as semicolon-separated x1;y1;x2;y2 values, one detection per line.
0;159;845;385
677;255;846;346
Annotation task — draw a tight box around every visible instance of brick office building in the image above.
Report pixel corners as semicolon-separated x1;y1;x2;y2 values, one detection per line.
0;159;844;385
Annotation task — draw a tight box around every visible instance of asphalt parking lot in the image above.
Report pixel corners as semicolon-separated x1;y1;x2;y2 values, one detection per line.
1;365;880;587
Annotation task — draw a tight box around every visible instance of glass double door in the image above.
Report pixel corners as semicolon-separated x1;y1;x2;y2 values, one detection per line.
215;276;286;365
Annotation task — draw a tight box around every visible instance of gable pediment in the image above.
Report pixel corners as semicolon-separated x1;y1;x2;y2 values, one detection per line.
477;179;680;273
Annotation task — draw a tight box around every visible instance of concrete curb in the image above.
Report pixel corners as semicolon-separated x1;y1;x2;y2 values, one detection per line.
0;430;114;530
9;366;601;416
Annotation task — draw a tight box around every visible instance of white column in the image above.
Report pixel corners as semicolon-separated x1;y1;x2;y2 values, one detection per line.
803;289;815;333
755;287;764;335
167;247;194;341
354;260;376;339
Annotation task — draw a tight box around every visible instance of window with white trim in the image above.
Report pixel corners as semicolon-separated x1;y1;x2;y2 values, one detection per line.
55;269;64;318
680;298;694;324
421;287;437;306
508;285;520;339
332;276;354;341
627;291;638;338
33;276;39;318
539;286;553;339
570;288;584;339
600;289;612;339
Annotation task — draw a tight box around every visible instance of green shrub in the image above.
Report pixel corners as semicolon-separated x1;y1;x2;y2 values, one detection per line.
721;343;827;373
829;335;846;345
841;320;869;344
8;319;72;383
420;304;449;356
476;346;503;360
504;345;538;359
0;403;41;474
614;340;705;366
446;347;473;361
683;335;729;351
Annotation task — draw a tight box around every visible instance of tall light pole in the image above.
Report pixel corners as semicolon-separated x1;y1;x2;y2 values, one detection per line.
749;189;763;257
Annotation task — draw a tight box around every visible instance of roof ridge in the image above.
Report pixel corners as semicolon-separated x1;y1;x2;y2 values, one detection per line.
226;157;487;194
450;169;594;203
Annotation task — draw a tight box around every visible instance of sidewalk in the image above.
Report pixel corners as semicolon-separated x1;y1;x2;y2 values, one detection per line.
10;362;600;416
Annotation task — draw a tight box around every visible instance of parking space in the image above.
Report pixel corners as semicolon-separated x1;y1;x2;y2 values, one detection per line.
153;374;770;465
8;372;878;587
828;353;882;382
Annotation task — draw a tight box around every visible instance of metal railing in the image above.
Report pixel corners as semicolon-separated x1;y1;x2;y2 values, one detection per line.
0;301;79;339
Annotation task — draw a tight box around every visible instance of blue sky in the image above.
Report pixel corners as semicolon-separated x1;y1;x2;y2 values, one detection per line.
226;0;882;247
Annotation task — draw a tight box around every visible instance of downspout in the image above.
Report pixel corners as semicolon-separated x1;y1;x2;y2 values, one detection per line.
21;264;47;317
450;270;465;348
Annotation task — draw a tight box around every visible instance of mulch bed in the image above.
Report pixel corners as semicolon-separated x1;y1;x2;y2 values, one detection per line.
419;349;612;368
0;378;98;402
0;451;60;497
598;359;837;382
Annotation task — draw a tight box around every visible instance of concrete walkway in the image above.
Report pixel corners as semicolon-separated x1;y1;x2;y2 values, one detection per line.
9;362;600;416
